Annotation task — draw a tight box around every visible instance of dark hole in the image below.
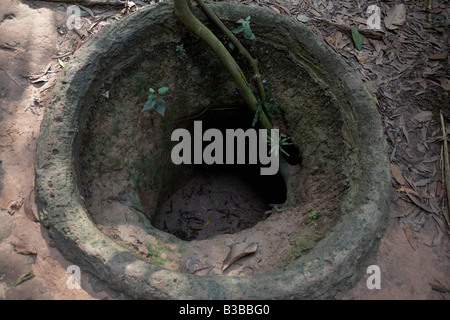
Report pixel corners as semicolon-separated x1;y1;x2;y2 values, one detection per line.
151;106;290;241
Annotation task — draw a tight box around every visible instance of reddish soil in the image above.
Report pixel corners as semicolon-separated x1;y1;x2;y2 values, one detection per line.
0;0;448;299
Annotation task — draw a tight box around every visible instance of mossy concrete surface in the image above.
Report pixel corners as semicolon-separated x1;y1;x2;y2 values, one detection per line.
35;2;390;299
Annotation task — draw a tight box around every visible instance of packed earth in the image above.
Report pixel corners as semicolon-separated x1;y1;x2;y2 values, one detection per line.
0;0;449;299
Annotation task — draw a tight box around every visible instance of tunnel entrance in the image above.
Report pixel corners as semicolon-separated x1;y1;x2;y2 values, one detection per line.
35;2;390;299
150;107;288;240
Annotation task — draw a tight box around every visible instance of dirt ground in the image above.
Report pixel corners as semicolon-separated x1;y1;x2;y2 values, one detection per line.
0;0;449;299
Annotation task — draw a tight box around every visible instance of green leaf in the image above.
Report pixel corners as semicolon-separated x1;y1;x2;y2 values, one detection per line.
264;102;279;118
280;145;290;156
158;87;169;95
142;98;156;111
280;137;293;146
149;88;155;93
155;98;166;117
252;104;263;127
237;18;245;24
351;27;363;51
58;58;66;68
231;26;244;35
147;93;155;100
228;42;235;50
242;22;255;40
246;16;251;21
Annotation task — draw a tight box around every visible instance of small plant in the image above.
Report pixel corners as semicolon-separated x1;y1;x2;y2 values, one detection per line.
252;92;281;127
231;16;256;40
308;210;318;221
267;135;293;157
176;44;186;54
142;87;169;117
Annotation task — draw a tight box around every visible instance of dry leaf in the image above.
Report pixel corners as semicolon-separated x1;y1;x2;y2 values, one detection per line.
297;15;309;23
385;4;406;30
14;270;34;287
413;111;434;123
440;77;450;91
396;187;431;199
404;189;434;213
391;163;406;185
222;242;257;271
432;230;442;247
357;55;369;63
399;115;410;145
24;190;39;222
403;224;418;251
429;51;449;60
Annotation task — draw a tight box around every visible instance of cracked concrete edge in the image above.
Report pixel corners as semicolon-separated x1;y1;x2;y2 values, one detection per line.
34;2;390;299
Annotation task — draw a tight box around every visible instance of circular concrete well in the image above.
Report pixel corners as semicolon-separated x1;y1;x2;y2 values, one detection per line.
35;2;390;299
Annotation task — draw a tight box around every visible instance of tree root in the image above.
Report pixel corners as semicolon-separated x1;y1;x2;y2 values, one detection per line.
194;0;267;102
174;0;272;130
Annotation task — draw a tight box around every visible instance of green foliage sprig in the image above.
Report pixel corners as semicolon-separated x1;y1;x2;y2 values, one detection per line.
142;87;169;117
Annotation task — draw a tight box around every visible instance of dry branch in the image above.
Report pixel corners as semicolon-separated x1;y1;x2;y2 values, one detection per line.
440;111;450;229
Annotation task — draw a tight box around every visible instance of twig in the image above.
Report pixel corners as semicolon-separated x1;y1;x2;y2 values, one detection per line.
52;51;73;59
440;110;450;229
317;18;384;40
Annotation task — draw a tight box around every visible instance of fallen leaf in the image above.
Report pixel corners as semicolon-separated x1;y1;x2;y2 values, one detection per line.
204;218;211;227
391;163;406;185
429;51;449;60
357;55;369;63
403;224;418;251
351;27;363;51
404;188;434;213
297;15;309;23
385;4;406;30
74;42;82;53
222;242;257;271
14;270;34;287
269;5;281;14
396;187;431;199
399;115;410;144
24;190;39;222
432;230;442;247
413;111;434;123
440;77;450;91
58;58;66;69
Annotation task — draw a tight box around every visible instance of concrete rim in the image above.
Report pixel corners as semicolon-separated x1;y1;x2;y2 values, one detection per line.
35;2;390;299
